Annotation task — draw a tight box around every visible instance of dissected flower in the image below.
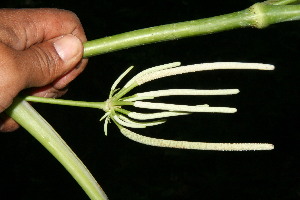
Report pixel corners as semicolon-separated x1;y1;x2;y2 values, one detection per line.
101;62;275;151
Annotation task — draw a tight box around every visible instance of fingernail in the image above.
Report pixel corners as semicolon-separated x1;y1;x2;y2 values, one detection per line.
54;34;82;62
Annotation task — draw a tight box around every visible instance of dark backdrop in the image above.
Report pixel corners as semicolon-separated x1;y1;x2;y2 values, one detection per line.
0;0;299;199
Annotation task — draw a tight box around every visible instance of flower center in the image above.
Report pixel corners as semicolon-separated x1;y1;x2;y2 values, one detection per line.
103;98;114;113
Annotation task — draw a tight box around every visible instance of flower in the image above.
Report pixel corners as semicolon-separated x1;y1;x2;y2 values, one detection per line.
101;62;275;151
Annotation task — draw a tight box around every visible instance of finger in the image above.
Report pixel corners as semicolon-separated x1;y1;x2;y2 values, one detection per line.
53;58;88;89
29;85;69;98
0;34;83;113
17;34;84;89
0;9;87;132
0;43;24;112
0;114;19;132
0;9;87;50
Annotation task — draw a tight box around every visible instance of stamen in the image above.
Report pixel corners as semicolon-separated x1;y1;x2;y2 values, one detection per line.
113;115;146;128
104;116;110;136
110;66;134;97
120;127;274;151
134;89;240;98
134;101;237;113
118;114;166;127
136;62;275;85
122;95;154;102
128;111;189;120
100;112;110;121
124;62;181;87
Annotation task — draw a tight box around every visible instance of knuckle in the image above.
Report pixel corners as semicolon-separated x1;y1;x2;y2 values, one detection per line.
63;10;79;21
29;45;60;84
47;8;81;26
57;9;80;22
0;44;23;87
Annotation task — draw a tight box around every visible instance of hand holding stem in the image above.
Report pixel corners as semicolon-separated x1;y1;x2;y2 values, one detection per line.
0;8;87;132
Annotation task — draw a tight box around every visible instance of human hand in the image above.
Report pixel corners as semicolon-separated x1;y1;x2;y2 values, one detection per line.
0;8;87;132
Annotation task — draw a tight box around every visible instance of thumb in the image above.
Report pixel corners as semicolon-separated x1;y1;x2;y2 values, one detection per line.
19;34;83;88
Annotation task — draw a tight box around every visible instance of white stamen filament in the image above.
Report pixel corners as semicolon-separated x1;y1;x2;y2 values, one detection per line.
128;111;189;120
120;127;274;151
135;89;240;98
122;95;154;102
118;114;166;127
110;66;134;97
136;62;275;85
134;101;237;113
100;112;110;121
113;115;146;129
104;117;109;136
124;62;181;87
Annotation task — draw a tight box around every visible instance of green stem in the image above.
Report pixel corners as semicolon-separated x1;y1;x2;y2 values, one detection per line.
5;98;108;200
83;3;300;57
265;0;299;5
24;96;133;108
24;96;106;109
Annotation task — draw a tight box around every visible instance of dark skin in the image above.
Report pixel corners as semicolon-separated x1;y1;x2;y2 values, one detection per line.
0;8;88;132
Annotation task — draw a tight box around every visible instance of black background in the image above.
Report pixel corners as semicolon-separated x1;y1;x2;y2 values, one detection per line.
0;0;299;199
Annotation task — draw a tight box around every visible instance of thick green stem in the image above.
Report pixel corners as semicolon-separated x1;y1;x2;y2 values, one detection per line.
83;3;300;57
5;99;108;200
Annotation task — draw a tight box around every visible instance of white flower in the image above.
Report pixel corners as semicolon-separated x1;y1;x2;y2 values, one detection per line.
101;62;274;151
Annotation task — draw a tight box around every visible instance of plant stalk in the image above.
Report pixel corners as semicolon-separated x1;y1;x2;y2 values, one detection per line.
5;98;108;200
24;96;106;109
83;2;300;57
